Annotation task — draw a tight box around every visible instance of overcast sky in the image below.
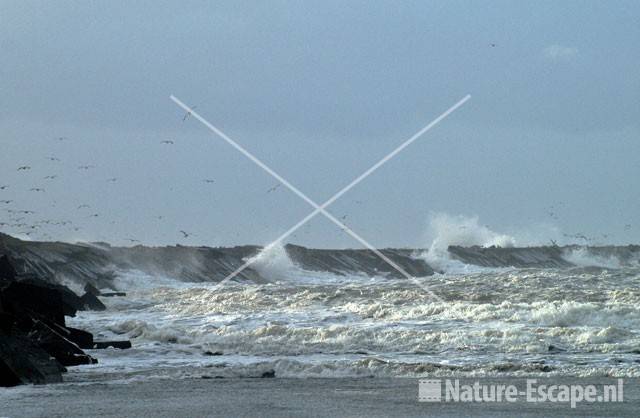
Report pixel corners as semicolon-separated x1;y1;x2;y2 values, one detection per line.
1;0;638;248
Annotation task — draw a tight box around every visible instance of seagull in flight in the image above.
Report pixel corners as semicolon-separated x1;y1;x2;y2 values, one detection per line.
77;204;90;209
30;188;45;192
47;156;61;162
44;175;57;180
78;165;95;170
0;200;12;204
17;166;31;171
0;185;9;190
182;106;197;122
267;183;281;193
203;179;215;184
179;230;191;238
54;136;68;141
161;140;174;145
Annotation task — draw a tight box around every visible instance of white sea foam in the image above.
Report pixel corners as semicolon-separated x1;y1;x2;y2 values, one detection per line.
421;213;516;273
562;247;624;269
246;243;297;281
65;265;640;379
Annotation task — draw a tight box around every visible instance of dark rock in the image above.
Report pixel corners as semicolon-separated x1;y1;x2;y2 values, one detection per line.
101;292;126;297
11;277;83;318
34;318;95;351
66;327;95;349
1;281;67;326
93;340;132;349
285;244;434;278
0;311;15;334
79;292;107;311
0;357;22;387
54;285;84;316
0;256;100;386
0;332;64;386
0;255;17;281
447;245;574;269
261;370;276;378
28;320;97;366
548;344;566;353
84;282;101;296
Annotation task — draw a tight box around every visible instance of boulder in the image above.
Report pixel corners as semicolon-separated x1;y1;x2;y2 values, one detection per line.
0;257;100;386
66;326;95;349
93;340;132;349
101;292;126;297
28;320;97;366
0;332;64;386
0;281;67;326
9;277;84;318
36;318;95;350
79;292;107;311
0;254;17;281
84;282;101;296
0;311;15;334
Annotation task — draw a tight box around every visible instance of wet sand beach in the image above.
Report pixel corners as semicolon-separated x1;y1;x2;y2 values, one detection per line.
2;377;639;418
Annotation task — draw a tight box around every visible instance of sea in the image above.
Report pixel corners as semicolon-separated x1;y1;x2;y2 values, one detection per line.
64;244;640;383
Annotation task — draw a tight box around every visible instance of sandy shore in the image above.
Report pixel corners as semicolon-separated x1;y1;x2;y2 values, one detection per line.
2;377;638;417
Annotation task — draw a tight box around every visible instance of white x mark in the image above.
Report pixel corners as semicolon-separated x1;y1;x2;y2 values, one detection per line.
171;94;470;301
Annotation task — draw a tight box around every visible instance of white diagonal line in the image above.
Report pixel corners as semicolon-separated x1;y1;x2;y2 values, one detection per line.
207;205;326;291
171;95;469;299
316;95;470;210
171;95;324;212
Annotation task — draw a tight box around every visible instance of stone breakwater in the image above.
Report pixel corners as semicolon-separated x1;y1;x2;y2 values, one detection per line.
1;233;639;290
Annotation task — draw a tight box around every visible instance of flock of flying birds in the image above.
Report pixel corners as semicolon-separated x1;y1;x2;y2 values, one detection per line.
0;109;327;245
2;154;144;242
1;107;634;246
543;203;632;244
0;111;218;244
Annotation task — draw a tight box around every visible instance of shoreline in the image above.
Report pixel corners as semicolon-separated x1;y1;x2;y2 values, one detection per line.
3;377;639;417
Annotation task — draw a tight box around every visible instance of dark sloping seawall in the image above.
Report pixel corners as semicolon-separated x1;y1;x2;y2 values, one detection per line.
1;233;639;289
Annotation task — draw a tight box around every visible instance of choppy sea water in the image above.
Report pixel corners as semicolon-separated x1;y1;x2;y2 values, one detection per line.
65;258;640;382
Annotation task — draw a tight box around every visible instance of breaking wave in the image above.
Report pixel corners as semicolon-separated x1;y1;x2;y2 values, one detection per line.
66;265;640;379
248;243;297;281
562;247;624;269
422;213;516;274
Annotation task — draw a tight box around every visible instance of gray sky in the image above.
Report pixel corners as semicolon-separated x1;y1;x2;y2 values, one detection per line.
1;0;638;248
